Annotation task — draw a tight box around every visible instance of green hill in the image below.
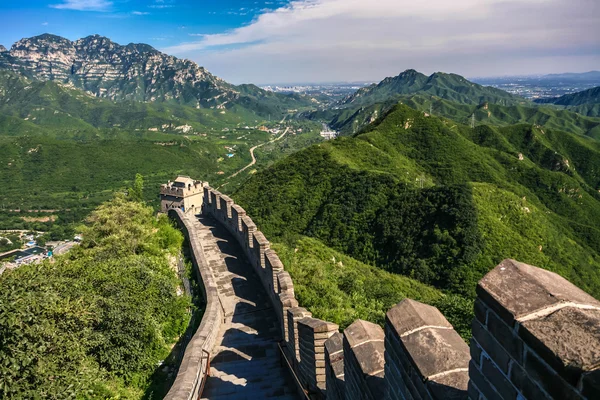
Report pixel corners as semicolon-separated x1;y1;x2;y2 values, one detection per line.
0;71;272;139
309;94;600;139
234;105;600;303
341;69;524;108
535;86;600;117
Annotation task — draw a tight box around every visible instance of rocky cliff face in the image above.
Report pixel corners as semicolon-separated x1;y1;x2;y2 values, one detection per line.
0;34;239;108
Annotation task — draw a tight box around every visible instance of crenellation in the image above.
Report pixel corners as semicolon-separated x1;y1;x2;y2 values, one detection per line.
343;320;385;400
325;332;345;400
231;204;246;233
265;248;283;296
279;292;299;342
164;180;600;400
298;317;339;394
218;194;234;221
252;231;270;270
241;215;257;251
385;299;470;400
470;259;600;400
288;307;312;365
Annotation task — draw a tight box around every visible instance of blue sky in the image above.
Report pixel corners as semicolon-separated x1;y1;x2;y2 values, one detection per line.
0;1;291;50
0;0;599;84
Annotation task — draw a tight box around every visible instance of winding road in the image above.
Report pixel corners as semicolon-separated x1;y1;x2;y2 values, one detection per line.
228;127;289;179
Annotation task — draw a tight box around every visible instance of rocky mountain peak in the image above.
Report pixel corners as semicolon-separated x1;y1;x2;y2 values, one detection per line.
0;45;6;52
0;33;236;107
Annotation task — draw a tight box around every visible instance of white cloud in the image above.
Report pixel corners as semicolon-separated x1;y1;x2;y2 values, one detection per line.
164;0;600;84
41;22;49;26
132;11;150;15
50;0;112;11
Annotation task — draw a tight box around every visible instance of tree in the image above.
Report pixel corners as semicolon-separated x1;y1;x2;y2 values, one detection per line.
129;173;144;203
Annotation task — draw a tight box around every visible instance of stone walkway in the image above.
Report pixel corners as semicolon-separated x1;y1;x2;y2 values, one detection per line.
194;216;299;400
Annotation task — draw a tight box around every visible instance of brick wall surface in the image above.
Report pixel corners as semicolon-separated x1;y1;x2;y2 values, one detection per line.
325;332;345;400
385;299;470;400
343;320;385;400
298;317;339;394
470;259;600;400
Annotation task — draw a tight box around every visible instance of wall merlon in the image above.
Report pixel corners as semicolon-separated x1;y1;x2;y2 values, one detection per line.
343;320;385;400
325;332;345;400
386;298;453;337
471;259;600;400
253;230;270;247
277;271;295;295
478;259;600;327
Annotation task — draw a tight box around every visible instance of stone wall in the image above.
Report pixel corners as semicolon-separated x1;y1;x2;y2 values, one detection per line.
164;209;223;400
469;259;600;400
196;186;600;400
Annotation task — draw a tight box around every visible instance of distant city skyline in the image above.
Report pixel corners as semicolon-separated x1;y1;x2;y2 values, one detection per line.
0;0;598;85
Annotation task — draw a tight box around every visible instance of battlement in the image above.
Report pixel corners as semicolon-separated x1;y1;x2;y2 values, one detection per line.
166;182;600;400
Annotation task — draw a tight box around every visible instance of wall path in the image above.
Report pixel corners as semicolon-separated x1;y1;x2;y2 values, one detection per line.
194;215;299;399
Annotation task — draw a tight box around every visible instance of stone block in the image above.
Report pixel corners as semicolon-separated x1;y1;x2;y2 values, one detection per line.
427;370;469;400
468;360;502;400
400;327;470;379
477;259;600;327
386;299;453;338
480;355;518;399
343;320;385;400
522;348;583;400
471;319;514;373
519;307;600;387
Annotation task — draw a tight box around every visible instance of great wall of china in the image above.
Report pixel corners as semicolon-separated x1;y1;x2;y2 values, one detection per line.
164;185;600;400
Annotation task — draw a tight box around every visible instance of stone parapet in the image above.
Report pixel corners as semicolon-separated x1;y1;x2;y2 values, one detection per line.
218;194;234;221
164;209;223;400
470;259;600;400
265;249;284;297
252;231;270;271
298;317;339;394
325;333;345;400
231;204;246;233
343;320;385;400
385;299;470;400
288;307;313;365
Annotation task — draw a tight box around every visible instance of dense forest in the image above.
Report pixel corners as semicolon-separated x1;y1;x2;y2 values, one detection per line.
235;104;600;333
0;194;190;398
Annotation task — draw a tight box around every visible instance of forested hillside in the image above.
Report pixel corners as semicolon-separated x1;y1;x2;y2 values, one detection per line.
0;195;189;398
235;105;600;306
535;86;600;117
308;94;600;138
341;69;524;108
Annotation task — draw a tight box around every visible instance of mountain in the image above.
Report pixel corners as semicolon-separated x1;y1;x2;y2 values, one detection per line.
0;70;270;139
0;45;6;52
234;104;600;304
535;86;600;106
540;71;600;82
340;69;524;108
0;34;311;115
308;93;600;139
534;86;600;117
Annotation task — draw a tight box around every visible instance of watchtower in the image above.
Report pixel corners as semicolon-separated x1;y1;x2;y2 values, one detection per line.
160;176;208;215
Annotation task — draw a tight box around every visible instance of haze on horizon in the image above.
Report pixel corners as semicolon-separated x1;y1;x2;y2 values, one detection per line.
0;0;598;85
